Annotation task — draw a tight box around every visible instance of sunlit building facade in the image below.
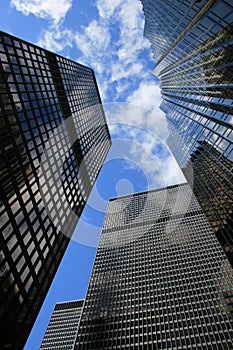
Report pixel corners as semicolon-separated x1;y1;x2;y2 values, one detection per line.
40;300;84;350
141;0;233;263
0;30;111;349
75;184;233;349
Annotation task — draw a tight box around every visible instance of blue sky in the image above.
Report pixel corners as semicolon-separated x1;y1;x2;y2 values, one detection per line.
0;0;185;349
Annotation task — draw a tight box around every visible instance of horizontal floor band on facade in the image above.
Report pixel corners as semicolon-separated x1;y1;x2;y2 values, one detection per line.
102;210;205;233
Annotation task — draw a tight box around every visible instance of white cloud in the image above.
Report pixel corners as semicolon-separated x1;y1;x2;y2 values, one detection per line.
36;18;110;61
116;81;131;96
115;1;150;61
37;27;73;52
117;1;144;38
69;0;152;100
33;0;156;104
18;0;182;190
160;153;186;186
74;20;110;67
104;103;167;149
10;0;72;25
111;62;144;83
97;79;109;101
96;0;124;18
105;122;184;190
102;101;184;188
127;80;163;111
125;82;166;139
78;20;110;52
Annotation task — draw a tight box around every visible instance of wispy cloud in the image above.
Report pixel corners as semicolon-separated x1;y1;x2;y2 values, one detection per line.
107;128;184;190
127;80;162;110
74;19;111;72
10;0;72;25
30;0;155;104
103;103;185;190
37;27;74;52
105;102;167;142
96;0;124;18
10;0;183;191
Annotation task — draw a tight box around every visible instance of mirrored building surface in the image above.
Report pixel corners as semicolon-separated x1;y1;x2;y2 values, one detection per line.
141;0;233;264
75;184;233;349
0;30;111;349
40;300;84;350
181;141;233;265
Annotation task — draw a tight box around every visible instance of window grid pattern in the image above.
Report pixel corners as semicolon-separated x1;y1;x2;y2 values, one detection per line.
75;184;233;349
40;300;84;350
140;0;233;266
0;30;111;349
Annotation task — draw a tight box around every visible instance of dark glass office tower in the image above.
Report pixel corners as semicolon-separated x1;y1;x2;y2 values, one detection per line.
0;30;111;349
40;300;84;350
76;184;233;349
181;141;233;264
140;0;233;263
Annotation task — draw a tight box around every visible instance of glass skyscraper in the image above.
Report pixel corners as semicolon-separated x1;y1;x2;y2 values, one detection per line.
75;184;233;349
0;30;111;349
140;0;233;264
40;300;84;350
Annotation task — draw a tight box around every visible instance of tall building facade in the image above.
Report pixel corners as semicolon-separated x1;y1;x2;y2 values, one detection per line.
0;30;111;349
40;300;84;350
182;141;233;264
75;184;233;349
140;0;233;264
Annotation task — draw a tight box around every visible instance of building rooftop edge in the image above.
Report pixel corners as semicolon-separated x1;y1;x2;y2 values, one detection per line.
55;299;85;305
0;30;92;71
109;182;188;201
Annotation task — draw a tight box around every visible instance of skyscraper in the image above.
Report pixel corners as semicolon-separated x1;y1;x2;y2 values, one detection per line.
40;300;84;350
0;30;111;349
140;0;233;264
181;141;233;265
75;184;233;349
